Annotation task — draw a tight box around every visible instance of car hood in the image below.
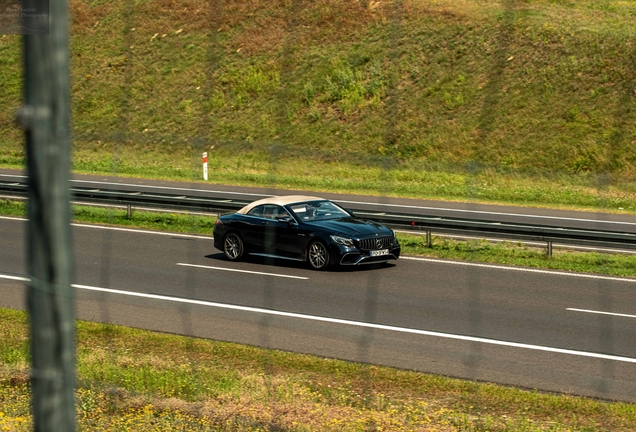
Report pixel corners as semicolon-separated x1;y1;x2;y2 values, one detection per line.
308;217;392;238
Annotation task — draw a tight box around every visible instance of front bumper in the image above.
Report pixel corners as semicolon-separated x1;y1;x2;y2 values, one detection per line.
337;246;401;265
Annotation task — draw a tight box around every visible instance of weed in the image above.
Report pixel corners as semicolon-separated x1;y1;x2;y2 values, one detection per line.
2;308;636;430
2;1;636;221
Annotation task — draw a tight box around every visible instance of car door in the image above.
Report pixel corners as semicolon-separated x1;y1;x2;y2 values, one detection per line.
253;205;301;259
243;205;268;250
270;206;313;259
259;204;289;255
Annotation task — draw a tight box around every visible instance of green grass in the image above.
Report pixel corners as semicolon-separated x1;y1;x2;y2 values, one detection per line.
0;199;214;235
2;0;636;212
4;198;636;278
72;204;216;234
4;2;636;428
399;233;636;278
2;308;636;431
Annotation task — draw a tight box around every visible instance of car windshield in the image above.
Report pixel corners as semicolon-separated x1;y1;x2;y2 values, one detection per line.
288;201;350;222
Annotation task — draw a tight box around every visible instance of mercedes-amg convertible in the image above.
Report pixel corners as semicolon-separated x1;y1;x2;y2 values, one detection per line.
213;195;400;270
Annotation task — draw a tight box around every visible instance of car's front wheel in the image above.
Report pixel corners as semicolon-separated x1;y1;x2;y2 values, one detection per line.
223;232;244;261
307;240;330;270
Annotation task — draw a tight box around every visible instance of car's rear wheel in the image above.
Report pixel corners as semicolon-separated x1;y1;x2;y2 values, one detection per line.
223;232;244;261
307;240;329;270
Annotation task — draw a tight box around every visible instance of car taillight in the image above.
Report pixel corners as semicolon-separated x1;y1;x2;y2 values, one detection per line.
215;219;223;225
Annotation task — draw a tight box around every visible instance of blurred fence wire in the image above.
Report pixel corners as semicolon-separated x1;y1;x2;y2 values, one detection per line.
9;0;636;429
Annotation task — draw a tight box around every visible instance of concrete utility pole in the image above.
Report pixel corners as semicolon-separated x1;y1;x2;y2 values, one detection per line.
17;0;76;430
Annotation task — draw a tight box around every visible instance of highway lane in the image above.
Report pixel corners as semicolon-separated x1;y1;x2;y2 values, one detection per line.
2;168;636;233
2;216;636;401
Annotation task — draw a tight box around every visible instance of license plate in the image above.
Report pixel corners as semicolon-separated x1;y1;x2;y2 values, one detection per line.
370;249;389;257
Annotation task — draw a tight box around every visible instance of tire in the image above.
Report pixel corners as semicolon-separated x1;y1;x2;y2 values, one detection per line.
223;232;244;261
307;240;330;270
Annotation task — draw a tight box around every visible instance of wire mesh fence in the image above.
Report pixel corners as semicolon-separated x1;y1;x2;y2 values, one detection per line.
2;0;636;430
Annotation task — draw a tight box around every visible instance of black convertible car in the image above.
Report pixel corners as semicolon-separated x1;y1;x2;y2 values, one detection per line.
213;195;400;270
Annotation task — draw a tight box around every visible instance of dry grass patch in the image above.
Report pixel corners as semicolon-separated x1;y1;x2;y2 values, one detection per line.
70;1;113;34
4;0;636;215
2;309;636;430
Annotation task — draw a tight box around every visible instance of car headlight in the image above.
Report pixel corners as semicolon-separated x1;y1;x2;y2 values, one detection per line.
330;235;354;247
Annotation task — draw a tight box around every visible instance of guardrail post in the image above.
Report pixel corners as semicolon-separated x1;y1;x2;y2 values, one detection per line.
127;204;132;219
426;231;432;248
547;241;553;257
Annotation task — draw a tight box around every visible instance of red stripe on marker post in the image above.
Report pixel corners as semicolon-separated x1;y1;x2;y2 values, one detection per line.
203;152;208;180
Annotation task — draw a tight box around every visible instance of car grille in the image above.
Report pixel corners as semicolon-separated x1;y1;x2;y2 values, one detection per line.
357;236;394;251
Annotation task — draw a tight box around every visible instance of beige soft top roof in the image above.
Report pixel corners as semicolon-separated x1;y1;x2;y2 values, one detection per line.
237;195;325;214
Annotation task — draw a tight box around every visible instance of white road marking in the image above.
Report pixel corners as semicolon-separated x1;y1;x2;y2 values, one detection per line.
75;179;267;197
0;215;25;221
82;182;265;197
0;215;212;239
177;263;308;280
2;272;635;364
567;308;636;319
0;173;268;197
72;223;212;239
2;214;635;280
0;274;27;282
342;200;636;227
4;173;634;227
6;212;635;254
395;230;636;254
402;256;636;283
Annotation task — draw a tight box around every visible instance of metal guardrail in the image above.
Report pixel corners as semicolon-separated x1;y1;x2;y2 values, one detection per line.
355;210;636;251
0;180;253;214
2;180;636;254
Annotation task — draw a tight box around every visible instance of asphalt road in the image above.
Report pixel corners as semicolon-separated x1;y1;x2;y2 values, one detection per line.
3;168;636;233
2;215;636;402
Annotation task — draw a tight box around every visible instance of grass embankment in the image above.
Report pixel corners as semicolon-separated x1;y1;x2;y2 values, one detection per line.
2;308;636;431
3;2;636;428
2;1;636;210
3;198;636;278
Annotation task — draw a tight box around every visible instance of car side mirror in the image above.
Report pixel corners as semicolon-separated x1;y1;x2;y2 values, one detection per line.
278;216;294;225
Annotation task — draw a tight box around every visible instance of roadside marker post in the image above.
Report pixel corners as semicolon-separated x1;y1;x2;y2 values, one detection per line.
203;152;208;180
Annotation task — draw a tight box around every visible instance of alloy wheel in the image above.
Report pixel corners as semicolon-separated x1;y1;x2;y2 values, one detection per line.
224;233;243;260
308;241;328;270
